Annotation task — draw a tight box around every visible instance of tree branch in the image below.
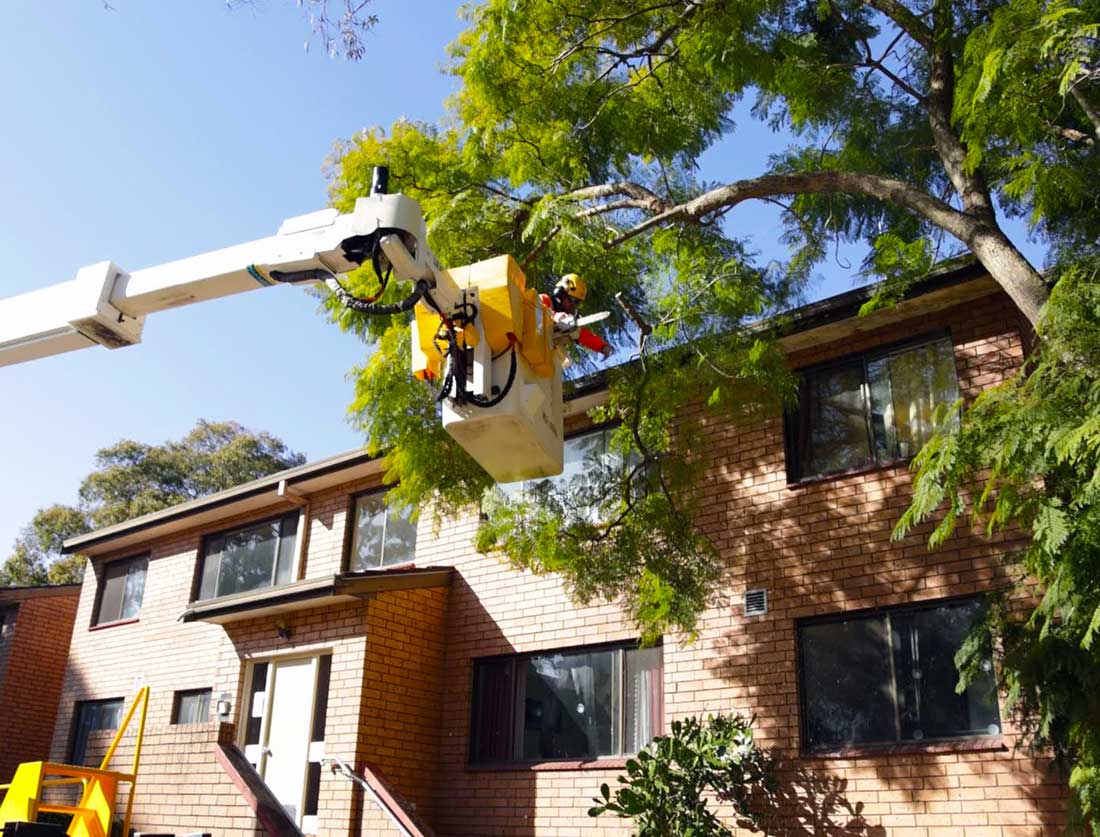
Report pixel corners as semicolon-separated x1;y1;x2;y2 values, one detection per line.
865;0;933;49
1048;122;1095;146
562;181;670;213
604;170;979;247
1070;84;1100;141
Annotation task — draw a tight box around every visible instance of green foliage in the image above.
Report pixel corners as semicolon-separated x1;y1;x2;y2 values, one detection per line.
954;0;1100;255
318;0;1098;805
1;420;305;587
896;255;1100;830
589;713;775;836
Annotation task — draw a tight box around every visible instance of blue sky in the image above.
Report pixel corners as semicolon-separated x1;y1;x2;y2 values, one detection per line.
0;2;1041;551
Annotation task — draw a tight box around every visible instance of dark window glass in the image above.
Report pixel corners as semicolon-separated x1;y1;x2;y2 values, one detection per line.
198;513;299;600
520;649;618;760
303;762;322;817
173;689;212;725
311;655;332;743
892;601;1000;740
799;598;1000;752
70;698;124;764
350;493;417;570
0;605;17;640
94;556;147;625
471;658;514;763
243;662;269;763
471;644;662;764
789;335;959;481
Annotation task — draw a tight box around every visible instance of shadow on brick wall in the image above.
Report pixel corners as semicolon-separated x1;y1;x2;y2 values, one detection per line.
744;763;887;837
432;572;547;837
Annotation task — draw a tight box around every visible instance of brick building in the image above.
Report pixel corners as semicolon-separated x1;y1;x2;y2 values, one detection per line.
42;264;1067;835
0;583;81;783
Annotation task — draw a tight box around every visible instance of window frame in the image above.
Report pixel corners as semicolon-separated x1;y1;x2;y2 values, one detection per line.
91;554;149;627
193;510;303;602
172;688;213;725
0;605;17;640
784;330;959;484
795;595;1002;756
344;487;419;572
69;697;125;764
468;640;664;767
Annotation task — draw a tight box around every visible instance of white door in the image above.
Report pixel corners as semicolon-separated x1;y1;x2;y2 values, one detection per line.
261;658;317;823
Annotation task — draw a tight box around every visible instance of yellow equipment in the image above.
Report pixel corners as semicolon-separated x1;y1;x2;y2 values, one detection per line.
0;687;149;837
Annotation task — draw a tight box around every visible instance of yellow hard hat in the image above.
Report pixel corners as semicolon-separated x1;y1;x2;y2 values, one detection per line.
555;273;587;301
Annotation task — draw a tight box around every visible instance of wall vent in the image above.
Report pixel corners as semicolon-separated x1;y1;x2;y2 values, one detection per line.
744;588;768;617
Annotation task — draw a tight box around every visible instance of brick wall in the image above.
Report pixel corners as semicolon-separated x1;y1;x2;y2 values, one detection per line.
0;590;80;782
417;291;1068;835
359;585;449;825
42;285;1068;836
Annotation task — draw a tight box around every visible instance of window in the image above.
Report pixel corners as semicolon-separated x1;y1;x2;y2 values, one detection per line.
499;426;641;520
197;513;299;600
0;605;16;640
798;598;1001;753
470;643;663;764
93;556;147;625
70;698;124;764
172;688;212;724
786;334;960;481
349;492;417;570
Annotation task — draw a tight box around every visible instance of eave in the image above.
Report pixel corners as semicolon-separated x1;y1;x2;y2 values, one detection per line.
178;566;453;624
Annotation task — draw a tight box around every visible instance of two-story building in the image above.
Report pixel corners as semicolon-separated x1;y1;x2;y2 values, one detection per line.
45;262;1067;836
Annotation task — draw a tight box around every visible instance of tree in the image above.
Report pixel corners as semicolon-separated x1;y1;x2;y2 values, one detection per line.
0;420;305;586
317;0;1098;815
321;0;1098;634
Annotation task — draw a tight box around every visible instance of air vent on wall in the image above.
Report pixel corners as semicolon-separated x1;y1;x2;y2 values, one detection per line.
744;588;768;617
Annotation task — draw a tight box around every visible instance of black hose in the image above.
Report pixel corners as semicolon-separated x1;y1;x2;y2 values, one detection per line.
466;341;518;409
329;277;426;316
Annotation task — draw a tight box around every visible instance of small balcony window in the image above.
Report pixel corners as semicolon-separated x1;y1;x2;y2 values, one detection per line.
197;513;299;601
172;688;212;725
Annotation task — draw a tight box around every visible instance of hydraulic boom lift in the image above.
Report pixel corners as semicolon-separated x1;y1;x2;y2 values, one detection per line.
0;168;610;482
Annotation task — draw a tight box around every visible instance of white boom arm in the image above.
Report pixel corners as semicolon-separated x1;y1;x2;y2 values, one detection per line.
0;172;583;482
0;191;446;368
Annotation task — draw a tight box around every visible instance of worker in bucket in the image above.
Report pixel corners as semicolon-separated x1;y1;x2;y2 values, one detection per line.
542;273;613;359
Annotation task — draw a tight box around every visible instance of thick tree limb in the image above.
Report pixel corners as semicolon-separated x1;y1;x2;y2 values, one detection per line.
1070;85;1100;141
589;170;1048;324
865;0;933;49
928;0;994;219
602;171;976;245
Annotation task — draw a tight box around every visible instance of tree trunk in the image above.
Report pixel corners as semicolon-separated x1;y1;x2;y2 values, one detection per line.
967;224;1049;326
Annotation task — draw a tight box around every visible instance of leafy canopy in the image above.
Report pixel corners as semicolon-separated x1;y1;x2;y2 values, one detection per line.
0;420;305;586
322;0;1097;642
